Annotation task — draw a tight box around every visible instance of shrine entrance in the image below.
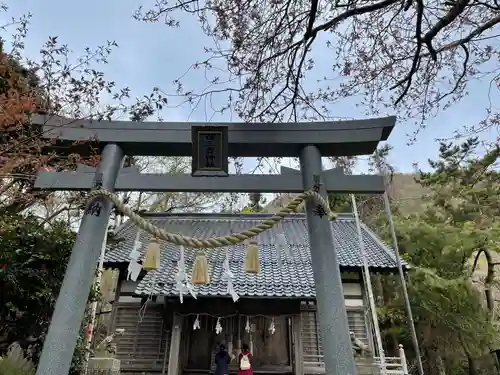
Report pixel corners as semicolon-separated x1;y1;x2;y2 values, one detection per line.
32;114;407;375
182;314;292;373
173;297;296;374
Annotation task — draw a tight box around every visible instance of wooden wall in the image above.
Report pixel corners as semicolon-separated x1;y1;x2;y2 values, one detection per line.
181;314;292;372
110;272;372;375
96;268;120;344
249;316;290;367
110;298;172;374
299;279;371;374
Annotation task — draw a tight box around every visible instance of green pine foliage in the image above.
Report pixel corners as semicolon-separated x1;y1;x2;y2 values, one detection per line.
374;138;500;374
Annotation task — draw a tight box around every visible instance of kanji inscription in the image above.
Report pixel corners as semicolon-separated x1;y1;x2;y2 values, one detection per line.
191;126;229;176
84;198;103;217
199;132;221;169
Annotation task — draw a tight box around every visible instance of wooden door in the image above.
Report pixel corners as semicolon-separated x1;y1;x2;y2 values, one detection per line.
184;315;217;370
241;316;290;367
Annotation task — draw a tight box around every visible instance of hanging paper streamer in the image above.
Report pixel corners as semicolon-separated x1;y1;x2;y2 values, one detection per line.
215;318;223;335
127;229;143;281
175;245;197;303
129;230;142;260
268;317;276;335
245;317;251;333
223;249;239;302
127;261;142;281
275;246;282;267
193;314;201;330
138;272;157;323
275;233;292;265
133;230;142;251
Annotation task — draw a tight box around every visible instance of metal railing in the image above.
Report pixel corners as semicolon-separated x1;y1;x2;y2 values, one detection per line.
303;344;409;375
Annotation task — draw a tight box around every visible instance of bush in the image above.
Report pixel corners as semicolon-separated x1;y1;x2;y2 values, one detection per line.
0;343;35;375
0;210;93;374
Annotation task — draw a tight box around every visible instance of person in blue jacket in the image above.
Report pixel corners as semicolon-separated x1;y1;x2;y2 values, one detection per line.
215;344;231;375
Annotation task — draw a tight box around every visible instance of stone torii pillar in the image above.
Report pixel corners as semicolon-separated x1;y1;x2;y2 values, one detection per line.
32;114;396;375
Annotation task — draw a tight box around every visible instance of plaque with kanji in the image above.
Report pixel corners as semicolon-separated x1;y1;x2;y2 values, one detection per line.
84;196;105;217
191;126;229;176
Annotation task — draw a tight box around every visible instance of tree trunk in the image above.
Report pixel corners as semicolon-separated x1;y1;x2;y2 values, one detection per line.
471;248;500;374
425;348;446;375
482;249;495;313
467;353;479;375
471;248;496;313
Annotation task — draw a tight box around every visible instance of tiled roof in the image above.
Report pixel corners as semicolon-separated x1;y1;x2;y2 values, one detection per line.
104;213;403;298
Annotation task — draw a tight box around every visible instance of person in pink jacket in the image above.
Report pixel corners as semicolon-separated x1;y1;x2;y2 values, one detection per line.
238;344;253;375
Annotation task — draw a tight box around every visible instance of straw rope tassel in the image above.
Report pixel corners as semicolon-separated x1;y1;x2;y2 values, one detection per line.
85;189;335;249
143;239;161;271
192;251;210;285
244;241;260;274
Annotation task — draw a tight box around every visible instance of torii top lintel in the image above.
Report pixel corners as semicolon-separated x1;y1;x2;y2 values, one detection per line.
32;114;396;158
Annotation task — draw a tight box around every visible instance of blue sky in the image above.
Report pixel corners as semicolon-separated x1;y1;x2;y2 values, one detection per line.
1;0;498;173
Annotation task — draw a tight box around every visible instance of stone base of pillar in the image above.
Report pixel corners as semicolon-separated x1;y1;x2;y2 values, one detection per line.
356;358;381;375
87;357;120;375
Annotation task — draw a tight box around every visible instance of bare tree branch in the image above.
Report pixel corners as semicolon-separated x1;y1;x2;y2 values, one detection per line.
135;0;499;137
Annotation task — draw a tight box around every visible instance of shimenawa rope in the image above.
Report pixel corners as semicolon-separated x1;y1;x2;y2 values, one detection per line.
87;189;336;249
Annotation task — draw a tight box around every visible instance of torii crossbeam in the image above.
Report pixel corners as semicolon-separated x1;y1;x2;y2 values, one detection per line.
33;114;396;375
34;165;386;193
32;114;394;157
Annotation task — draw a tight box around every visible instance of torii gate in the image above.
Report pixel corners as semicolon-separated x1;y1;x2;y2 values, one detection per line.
32;114;396;375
